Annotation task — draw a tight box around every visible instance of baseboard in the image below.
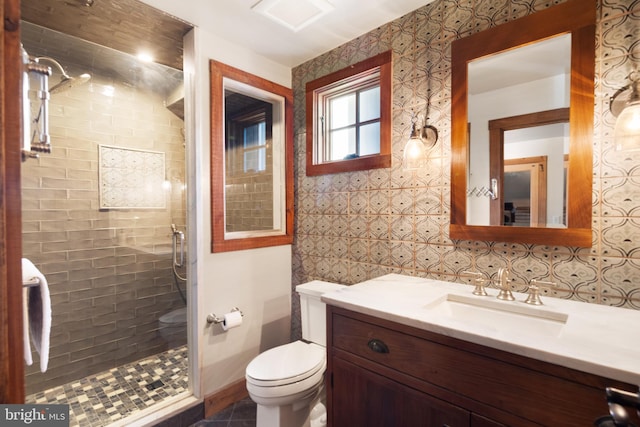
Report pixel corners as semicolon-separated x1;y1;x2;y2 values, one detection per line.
204;379;249;418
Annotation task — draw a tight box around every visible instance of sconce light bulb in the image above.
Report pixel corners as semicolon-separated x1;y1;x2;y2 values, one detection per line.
614;102;640;151
614;74;640;151
402;136;427;170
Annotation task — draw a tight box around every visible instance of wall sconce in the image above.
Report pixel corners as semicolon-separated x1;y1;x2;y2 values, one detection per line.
402;114;438;170
610;69;640;151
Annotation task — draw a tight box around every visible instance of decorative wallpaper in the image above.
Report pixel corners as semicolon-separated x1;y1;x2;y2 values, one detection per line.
291;0;640;338
99;145;166;209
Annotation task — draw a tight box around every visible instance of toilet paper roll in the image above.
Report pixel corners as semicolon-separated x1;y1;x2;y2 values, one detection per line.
221;310;242;331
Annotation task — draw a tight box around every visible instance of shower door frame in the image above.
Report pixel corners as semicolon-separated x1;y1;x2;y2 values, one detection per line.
1;1;198;408
1;0;26;403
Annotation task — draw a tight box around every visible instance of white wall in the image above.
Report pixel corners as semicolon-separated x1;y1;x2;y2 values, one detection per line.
142;1;294;398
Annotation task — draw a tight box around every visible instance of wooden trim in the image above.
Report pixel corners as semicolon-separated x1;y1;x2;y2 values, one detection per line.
1;0;25;403
306;51;392;176
488;108;570;132
203;379;249;419
567;23;596;231
450;0;595;247
209;60;294;253
488;125;503;226
325;304;335;426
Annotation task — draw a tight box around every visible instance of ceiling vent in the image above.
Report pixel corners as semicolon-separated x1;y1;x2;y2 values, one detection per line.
251;0;334;32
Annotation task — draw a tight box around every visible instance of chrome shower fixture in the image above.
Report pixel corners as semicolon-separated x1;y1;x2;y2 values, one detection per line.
35;56;92;94
22;47;51;160
21;50;92;161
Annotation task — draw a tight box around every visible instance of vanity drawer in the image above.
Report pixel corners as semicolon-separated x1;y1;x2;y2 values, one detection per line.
329;309;622;426
332;312;430;375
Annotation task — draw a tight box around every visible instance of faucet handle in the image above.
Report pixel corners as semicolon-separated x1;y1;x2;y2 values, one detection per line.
524;279;557;305
462;270;489;296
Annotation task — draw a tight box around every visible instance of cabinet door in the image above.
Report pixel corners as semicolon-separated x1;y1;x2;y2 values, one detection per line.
331;357;469;427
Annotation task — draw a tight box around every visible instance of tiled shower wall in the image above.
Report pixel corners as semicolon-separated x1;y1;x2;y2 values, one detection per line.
21;71;186;394
225;168;274;232
291;0;640;337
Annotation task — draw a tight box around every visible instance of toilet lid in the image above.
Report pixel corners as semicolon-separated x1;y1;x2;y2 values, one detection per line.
159;307;187;325
246;341;325;387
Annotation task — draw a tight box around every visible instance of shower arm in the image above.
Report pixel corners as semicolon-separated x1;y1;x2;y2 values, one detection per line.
33;56;70;79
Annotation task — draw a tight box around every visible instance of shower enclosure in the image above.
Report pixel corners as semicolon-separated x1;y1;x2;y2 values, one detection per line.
20;17;189;425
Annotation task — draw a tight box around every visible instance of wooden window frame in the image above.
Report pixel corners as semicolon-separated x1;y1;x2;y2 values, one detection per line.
306;51;392;176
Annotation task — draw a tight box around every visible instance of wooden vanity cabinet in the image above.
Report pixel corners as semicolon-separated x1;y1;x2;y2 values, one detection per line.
326;306;638;427
333;357;470;426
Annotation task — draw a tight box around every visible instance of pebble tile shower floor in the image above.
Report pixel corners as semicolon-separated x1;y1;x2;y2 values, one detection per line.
26;345;188;427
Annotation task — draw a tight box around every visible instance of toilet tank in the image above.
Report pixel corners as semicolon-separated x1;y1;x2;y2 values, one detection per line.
296;281;346;346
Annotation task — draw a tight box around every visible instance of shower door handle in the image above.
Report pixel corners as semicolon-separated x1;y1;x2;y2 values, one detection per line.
173;230;184;268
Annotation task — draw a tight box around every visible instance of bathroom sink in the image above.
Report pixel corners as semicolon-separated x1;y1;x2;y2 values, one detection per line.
423;293;568;337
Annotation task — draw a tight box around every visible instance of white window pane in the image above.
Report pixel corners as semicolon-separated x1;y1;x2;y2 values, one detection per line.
360;123;380;156
244;122;266;148
359;86;380;122
329;128;356;161
329;94;356;129
258;146;266;171
244;147;267;172
244;150;258;172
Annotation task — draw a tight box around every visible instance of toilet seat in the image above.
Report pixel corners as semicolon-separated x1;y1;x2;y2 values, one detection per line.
246;341;325;388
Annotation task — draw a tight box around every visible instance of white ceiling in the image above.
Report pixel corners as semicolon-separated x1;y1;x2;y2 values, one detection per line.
143;0;435;68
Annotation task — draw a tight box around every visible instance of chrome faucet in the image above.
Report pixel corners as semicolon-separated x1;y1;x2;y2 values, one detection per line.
496;267;514;301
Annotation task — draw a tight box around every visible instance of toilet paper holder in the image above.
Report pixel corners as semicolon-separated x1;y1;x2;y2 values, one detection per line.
206;307;243;325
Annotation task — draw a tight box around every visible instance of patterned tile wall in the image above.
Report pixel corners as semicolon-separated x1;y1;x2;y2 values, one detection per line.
21;70;186;394
291;0;640;339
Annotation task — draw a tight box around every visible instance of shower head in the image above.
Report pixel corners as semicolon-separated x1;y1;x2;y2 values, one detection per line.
34;56;91;94
50;73;91;93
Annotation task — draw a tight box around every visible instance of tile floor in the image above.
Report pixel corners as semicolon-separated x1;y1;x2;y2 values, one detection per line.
26;345;189;427
189;398;256;427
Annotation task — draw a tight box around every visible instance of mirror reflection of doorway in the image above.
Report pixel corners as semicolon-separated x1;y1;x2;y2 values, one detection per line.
504;156;547;227
488;107;569;227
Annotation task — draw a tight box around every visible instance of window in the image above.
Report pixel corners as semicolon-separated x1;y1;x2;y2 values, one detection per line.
322;80;380;161
226;105;271;176
306;51;392;176
242;117;267;173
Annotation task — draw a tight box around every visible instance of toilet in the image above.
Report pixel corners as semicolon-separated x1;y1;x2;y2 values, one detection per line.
158;307;187;347
246;281;346;427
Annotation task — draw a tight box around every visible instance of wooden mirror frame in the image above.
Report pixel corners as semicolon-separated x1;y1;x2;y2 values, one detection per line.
450;0;595;247
210;60;294;252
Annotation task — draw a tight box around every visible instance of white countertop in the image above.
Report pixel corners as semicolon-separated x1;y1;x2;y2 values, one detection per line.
321;273;640;386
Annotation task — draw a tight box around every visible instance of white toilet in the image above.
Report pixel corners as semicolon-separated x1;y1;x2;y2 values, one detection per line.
246;280;346;427
158;307;187;347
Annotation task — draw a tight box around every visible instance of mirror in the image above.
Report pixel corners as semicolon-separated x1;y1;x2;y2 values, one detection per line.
450;0;595;247
210;60;293;252
467;34;570;227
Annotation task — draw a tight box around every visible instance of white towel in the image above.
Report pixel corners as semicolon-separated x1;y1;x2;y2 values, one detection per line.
21;258;51;372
